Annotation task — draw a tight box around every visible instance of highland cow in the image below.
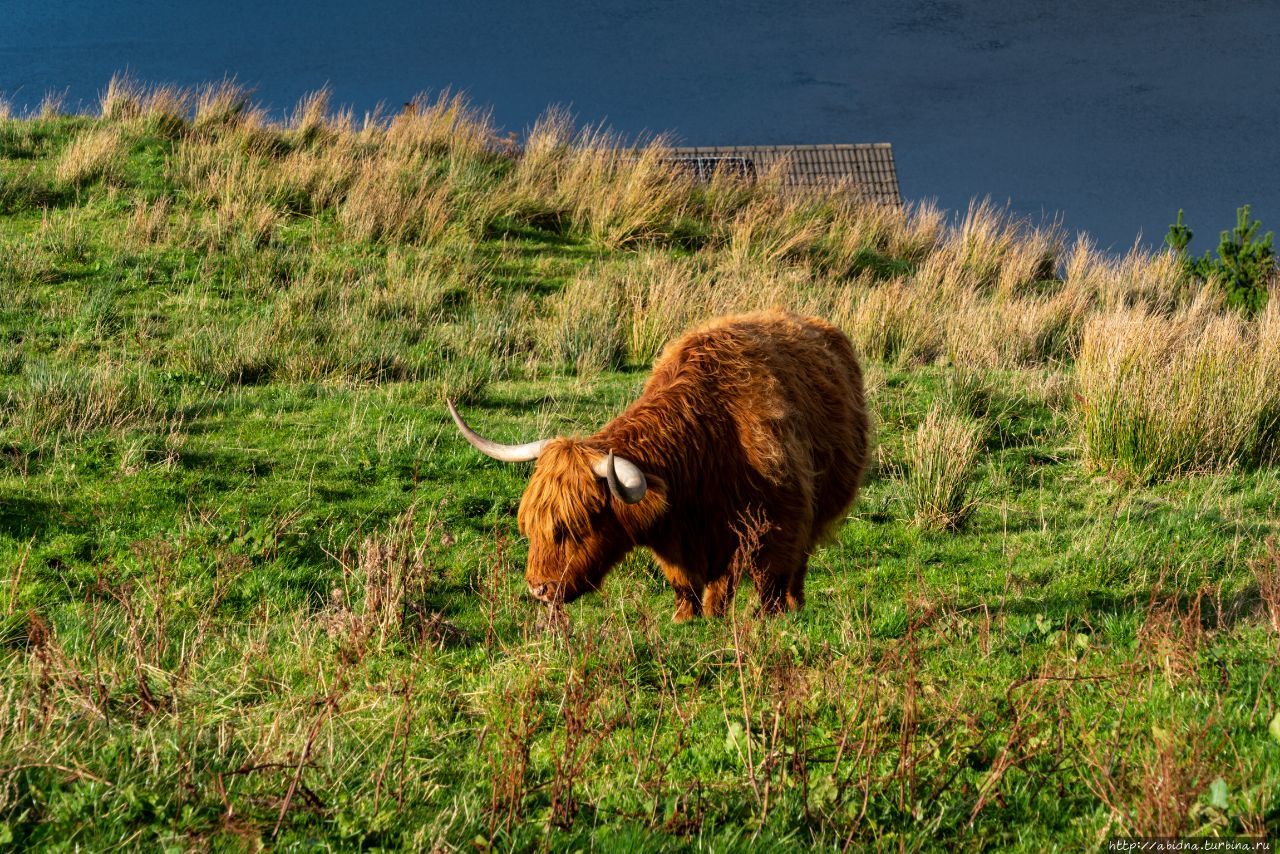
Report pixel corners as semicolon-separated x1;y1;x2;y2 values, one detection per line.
449;308;870;621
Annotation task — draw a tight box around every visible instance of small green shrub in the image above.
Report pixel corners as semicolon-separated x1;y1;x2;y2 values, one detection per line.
1166;207;1276;315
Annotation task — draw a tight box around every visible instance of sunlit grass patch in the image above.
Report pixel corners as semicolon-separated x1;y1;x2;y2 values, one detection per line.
900;403;984;529
1;359;170;449
1075;298;1280;481
53;124;129;189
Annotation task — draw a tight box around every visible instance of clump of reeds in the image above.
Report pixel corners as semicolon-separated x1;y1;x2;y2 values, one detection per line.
386;90;498;161
124;196;171;245
842;279;944;366
943;283;1092;369
500;110;693;248
339;156;454;244
1074;295;1280;481
54;125;128;188
900;404;984;530
192;78;254;131
1062;237;1196;311
722;195;824;267
38;91;66;119
543;252;840;369
3;360;167;448
542;267;628;375
98;74;188;137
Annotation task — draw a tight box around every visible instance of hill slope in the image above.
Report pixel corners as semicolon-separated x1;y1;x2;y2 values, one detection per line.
0;82;1277;849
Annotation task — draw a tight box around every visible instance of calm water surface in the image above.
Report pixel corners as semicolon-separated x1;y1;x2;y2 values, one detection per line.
3;0;1279;251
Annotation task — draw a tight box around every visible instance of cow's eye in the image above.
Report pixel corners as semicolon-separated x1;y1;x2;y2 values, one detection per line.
552;525;568;545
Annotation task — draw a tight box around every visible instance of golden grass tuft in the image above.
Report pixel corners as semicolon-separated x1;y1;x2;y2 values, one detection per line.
98;74;189;136
943;283;1092;369
723;196;824;267
1074;294;1280;481
387;90;497;160
38;90;66;119
545;252;843;369
55;125;129;188
191;78;260;132
502;110;693;248
339;156;454;244
844;279;945;366
289;87;341;143
901;404;984;530
819;198;945;275
1063;238;1195;311
125;196;171;245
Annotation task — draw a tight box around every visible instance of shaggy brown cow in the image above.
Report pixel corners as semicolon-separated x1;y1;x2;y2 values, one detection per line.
449;308;870;621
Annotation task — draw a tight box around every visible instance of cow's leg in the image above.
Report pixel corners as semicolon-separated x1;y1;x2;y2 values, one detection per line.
702;572;737;617
673;586;703;623
750;531;807;617
786;557;809;612
656;557;703;623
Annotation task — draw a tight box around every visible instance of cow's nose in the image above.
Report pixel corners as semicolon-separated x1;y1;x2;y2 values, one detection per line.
528;582;552;602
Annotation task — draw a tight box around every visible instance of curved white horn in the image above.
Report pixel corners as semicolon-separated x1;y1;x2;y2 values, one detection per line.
593;451;647;504
447;399;549;463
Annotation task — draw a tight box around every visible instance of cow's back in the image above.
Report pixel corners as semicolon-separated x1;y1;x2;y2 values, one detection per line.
652;309;869;544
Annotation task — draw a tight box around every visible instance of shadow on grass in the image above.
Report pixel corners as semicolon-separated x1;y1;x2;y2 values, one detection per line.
958;585;1268;635
0;492;57;539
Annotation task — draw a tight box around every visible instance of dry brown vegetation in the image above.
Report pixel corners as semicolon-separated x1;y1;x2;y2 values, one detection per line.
7;78;1279;479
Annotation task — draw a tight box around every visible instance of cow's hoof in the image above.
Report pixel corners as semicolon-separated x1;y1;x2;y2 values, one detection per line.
673;603;700;623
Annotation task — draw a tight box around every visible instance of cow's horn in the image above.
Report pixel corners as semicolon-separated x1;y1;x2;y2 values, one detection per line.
594;451;647;505
447;399;549;463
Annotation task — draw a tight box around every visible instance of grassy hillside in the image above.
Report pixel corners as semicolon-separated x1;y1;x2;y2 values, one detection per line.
0;79;1278;850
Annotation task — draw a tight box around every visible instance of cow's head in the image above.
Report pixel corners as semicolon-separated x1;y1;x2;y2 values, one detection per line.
448;401;663;604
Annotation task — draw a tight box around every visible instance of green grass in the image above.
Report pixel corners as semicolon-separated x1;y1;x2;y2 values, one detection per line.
0;107;1277;851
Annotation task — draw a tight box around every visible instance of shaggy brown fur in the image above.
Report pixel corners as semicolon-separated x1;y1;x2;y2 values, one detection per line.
512;308;870;621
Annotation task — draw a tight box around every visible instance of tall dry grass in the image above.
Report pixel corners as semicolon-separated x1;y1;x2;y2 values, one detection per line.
386;90;498;161
98;74;188;136
818;197;945;276
165;88;507;247
55;125;129;188
534;198;1201;375
38;91;66;119
339;156;453;245
901;404;984;530
546;253;847;369
497;110;694;248
1074;294;1280;481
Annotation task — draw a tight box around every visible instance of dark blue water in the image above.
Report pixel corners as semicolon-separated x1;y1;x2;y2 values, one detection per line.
4;1;1279;252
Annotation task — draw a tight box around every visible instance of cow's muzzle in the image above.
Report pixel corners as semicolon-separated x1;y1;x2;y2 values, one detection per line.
528;582;556;603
